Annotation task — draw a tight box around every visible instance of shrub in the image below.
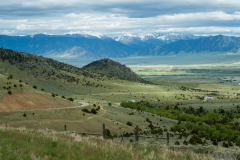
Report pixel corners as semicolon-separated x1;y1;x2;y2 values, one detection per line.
8;74;13;79
91;108;97;114
19;80;22;82
175;141;180;145
212;140;217;146
8;90;12;95
146;118;152;123
19;84;22;87
148;123;154;130
67;98;74;101
189;134;202;145
202;140;208;146
127;122;133;126
129;139;134;143
228;141;233;147
52;93;55;97
106;129;111;137
33;85;37;89
183;140;188;145
23;113;26;117
14;84;17;87
222;142;228;148
82;109;91;113
61;96;65;98
177;119;181;124
108;103;112;106
41;88;44;91
236;136;240;147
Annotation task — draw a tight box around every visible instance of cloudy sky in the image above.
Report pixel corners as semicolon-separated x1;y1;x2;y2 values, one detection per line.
1;0;240;36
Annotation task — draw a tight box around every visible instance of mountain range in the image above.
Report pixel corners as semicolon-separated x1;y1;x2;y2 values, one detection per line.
136;35;240;56
113;32;199;49
0;32;240;59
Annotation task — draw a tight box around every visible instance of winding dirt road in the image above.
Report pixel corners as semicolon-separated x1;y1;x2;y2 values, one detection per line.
0;102;89;112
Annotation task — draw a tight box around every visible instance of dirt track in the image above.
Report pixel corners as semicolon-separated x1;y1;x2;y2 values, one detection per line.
6;104;106;126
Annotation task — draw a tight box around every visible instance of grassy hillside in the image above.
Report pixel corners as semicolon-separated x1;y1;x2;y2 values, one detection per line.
1;48;240;159
83;58;148;83
0;49;150;96
0;73;75;110
0;127;230;160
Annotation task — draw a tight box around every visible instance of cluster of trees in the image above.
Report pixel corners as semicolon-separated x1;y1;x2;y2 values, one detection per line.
81;106;100;114
121;101;240;147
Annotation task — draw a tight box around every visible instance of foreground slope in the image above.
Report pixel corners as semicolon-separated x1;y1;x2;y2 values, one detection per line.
0;127;226;160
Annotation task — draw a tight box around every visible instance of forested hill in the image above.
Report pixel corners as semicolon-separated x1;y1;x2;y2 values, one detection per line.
82;58;147;83
0;48;147;83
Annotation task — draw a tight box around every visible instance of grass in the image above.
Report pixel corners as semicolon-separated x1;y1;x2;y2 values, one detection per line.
0;127;227;160
2;54;240;159
0;73;75;111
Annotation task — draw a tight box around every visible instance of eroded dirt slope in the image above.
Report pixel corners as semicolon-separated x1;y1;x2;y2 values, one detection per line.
0;93;74;111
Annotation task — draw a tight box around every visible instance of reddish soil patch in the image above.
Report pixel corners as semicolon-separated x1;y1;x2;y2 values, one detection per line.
0;93;74;111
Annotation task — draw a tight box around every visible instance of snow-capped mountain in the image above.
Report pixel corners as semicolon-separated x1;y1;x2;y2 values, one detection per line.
64;31;107;39
0;33;131;59
28;31;107;39
113;32;201;49
1;32;238;59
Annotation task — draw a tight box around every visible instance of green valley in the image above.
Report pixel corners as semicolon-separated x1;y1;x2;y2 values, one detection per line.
1;48;240;159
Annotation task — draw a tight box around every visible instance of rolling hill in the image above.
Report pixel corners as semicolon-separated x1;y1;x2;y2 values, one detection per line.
0;48;148;96
82;58;147;83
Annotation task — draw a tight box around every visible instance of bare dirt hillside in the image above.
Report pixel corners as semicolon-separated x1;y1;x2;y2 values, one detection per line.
0;93;74;111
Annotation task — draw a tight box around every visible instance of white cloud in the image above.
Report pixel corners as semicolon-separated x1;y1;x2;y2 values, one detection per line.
1;0;240;36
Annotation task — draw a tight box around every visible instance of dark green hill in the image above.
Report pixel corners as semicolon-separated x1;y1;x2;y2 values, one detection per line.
0;48;149;96
0;48;101;82
0;48;121;95
82;58;147;83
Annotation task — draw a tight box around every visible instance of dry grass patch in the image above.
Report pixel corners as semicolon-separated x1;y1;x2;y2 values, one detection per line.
0;127;225;160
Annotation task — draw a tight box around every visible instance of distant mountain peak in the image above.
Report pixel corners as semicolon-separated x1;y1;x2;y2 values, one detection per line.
65;31;104;39
113;32;200;46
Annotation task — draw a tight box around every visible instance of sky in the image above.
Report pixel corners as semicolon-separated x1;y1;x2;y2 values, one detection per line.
1;0;240;36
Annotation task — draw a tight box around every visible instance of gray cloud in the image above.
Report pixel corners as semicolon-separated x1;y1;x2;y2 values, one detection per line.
1;0;240;36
